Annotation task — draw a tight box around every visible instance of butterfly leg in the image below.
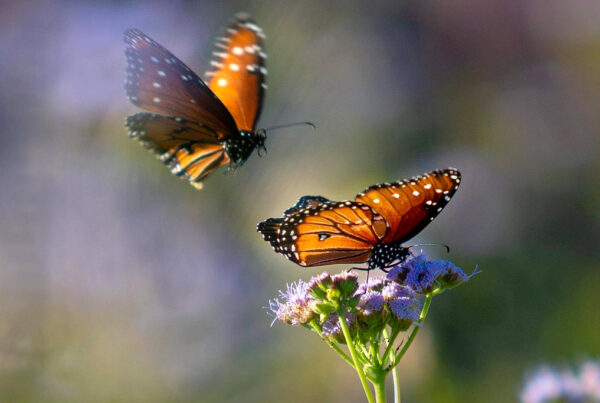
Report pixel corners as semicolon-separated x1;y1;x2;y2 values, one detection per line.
348;266;371;272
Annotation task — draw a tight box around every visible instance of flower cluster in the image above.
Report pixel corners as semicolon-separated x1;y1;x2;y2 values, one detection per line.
520;361;600;403
267;254;475;403
268;271;422;341
268;255;477;341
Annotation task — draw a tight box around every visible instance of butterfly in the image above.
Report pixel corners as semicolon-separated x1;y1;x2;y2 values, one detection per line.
124;13;268;189
257;168;461;271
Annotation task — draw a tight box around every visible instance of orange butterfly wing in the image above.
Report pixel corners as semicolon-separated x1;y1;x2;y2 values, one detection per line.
258;198;388;267
124;28;238;139
205;14;267;132
355;168;461;244
126;113;230;189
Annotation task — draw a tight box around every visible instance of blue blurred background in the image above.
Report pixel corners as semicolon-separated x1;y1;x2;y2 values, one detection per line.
1;0;599;401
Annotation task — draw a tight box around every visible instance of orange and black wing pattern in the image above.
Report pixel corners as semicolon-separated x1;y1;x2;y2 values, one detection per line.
257;196;387;267
205;13;267;132
258;169;461;269
355;168;461;244
124;28;238;139
126;113;230;189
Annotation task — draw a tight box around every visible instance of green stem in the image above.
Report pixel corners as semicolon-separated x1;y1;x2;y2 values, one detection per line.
391;365;400;403
394;293;434;364
337;309;375;403
381;328;400;363
382;328;401;403
372;371;387;403
370;343;381;367
309;322;355;368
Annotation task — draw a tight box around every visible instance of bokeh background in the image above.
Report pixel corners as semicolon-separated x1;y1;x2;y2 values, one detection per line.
1;0;599;401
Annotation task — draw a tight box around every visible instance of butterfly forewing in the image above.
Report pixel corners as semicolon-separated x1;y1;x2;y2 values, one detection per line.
258;200;385;267
124;28;238;138
355;168;461;244
205;14;267;132
126;113;230;188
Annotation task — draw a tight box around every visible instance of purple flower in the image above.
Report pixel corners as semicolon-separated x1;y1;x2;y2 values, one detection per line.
387;254;474;294
428;260;470;289
520;368;567;403
520;362;600;403
389;297;420;323
321;312;357;341
581;362;600;399
268;281;316;326
388;255;437;293
381;282;414;301
356;278;385;294
357;291;385;315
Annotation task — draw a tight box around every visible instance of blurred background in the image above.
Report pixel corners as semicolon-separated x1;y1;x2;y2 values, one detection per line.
1;0;599;401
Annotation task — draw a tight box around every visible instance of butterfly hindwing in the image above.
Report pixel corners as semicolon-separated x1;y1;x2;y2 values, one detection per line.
205;13;267;132
126;113;230;189
124;28;238;139
283;195;331;216
355;168;461;244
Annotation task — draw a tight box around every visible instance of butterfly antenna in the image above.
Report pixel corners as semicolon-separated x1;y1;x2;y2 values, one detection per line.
263;121;316;134
407;243;451;254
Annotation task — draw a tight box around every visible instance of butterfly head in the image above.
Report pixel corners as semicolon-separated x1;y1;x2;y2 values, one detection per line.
256;128;267;156
225;130;267;167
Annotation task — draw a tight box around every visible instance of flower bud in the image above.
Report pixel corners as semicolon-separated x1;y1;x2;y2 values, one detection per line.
308;272;333;300
331;272;359;299
428;260;470;289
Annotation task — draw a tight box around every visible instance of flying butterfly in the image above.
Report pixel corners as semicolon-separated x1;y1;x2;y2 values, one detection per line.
124;13;269;189
257;168;461;271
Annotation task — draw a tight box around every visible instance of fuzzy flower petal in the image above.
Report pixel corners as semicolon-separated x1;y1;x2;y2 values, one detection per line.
267;281;315;326
381;282;415;301
321;312;356;339
428;259;470;289
389;297;420;323
356;278;386;295
387;254;474;294
357;291;385;315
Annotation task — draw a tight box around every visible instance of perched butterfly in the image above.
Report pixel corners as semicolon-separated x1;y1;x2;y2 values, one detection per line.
257;168;461;271
124;13;268;189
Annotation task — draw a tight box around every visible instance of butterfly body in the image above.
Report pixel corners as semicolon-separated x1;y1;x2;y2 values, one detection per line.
124;13;267;189
257;168;461;271
368;241;411;270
